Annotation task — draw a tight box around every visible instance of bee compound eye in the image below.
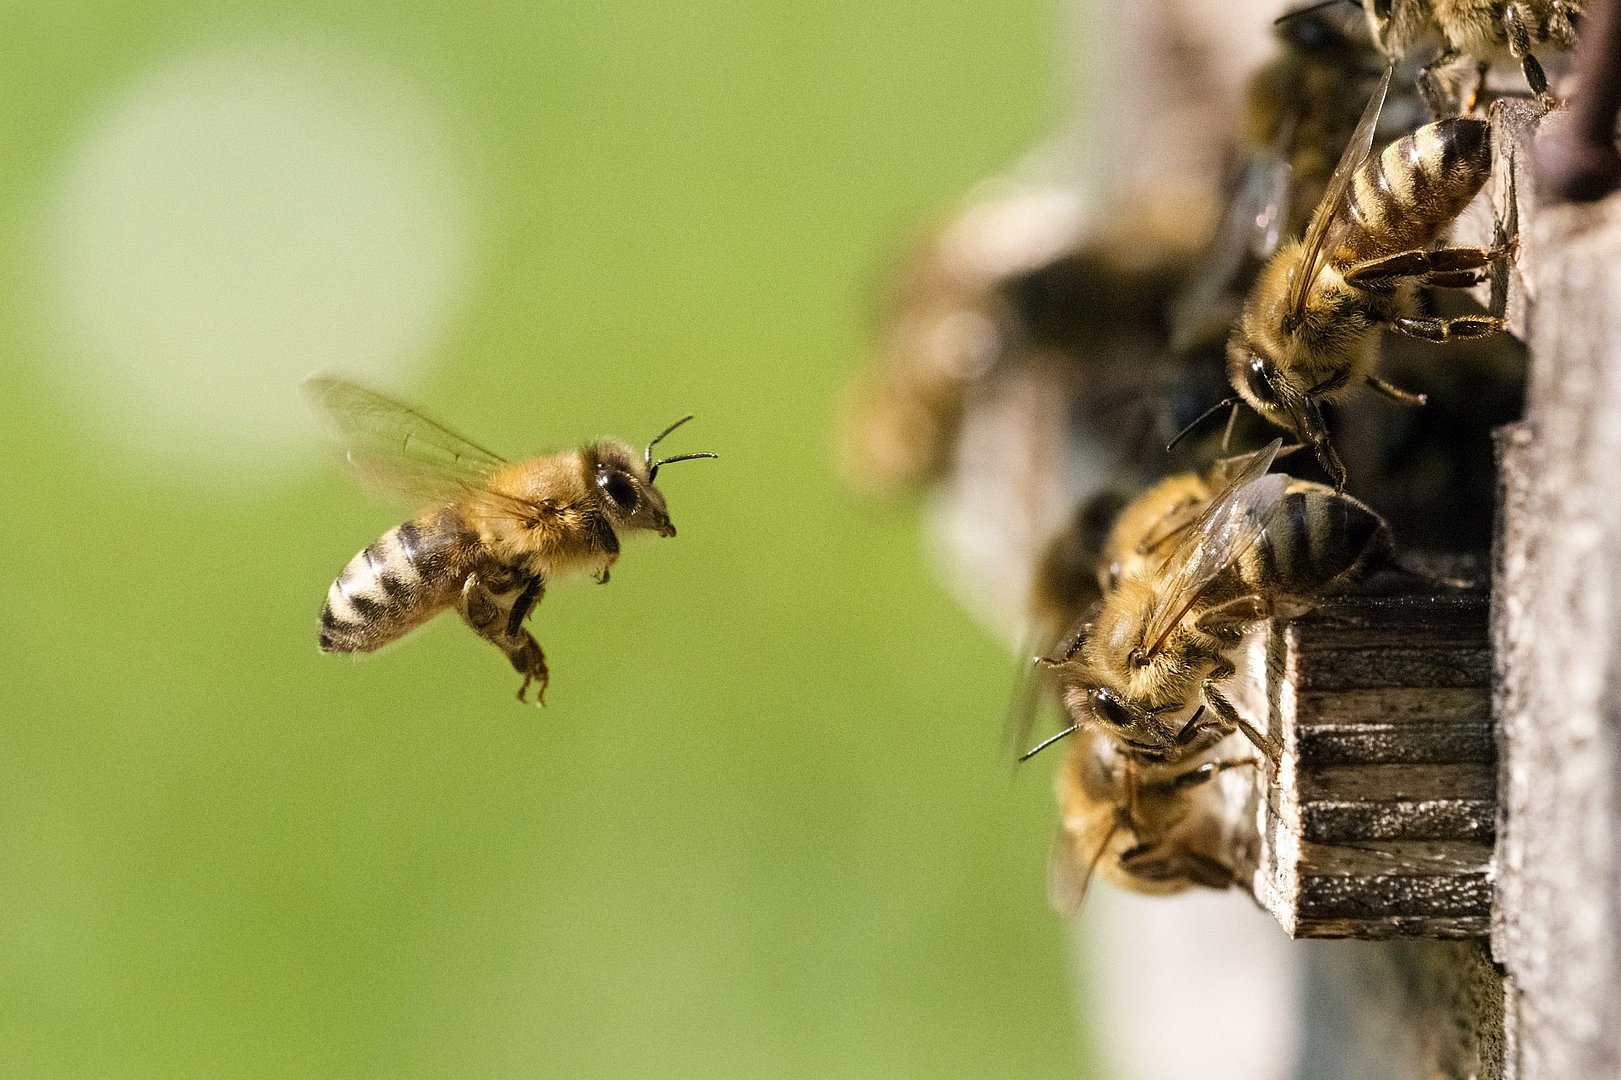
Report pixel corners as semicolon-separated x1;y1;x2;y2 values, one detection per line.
597;469;638;511
1244;353;1281;408
1087;688;1134;732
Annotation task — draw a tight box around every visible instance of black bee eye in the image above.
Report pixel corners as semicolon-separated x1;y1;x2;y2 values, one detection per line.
597;470;637;511
1088;688;1133;732
1244;354;1281;408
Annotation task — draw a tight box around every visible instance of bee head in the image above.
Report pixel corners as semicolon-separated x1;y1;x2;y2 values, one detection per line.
1226;338;1347;489
589;417;717;538
1065;685;1182;758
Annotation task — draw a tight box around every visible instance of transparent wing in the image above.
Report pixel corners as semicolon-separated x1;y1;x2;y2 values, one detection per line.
1048;817;1119;918
1286;62;1393;322
1139;440;1287;654
1003;643;1053;767
305;375;510;507
1170;149;1295;352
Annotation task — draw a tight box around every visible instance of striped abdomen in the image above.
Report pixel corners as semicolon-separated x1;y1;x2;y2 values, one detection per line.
319;514;468;653
1333;118;1491;270
1240;483;1388;601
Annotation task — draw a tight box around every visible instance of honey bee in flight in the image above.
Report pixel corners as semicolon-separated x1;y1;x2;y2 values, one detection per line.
1225;64;1511;489
1037;441;1389;764
1048;728;1258;914
1361;0;1581;111
307;376;716;704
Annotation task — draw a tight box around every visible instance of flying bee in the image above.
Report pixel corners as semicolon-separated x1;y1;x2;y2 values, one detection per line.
307;376;716;705
1361;0;1582;112
1225;64;1512;490
1038;441;1390;765
1047;727;1259;915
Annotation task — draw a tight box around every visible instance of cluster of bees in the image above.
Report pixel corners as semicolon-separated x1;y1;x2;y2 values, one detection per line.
846;0;1578;912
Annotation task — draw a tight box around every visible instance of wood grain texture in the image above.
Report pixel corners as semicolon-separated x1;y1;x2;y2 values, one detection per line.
1490;187;1621;1079
1242;572;1496;941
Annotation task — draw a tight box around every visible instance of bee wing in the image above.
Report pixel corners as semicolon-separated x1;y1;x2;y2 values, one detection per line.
1138;440;1287;654
1286;61;1393;322
1003;644;1049;766
1048;816;1120;918
1170;150;1295;352
305;375;511;507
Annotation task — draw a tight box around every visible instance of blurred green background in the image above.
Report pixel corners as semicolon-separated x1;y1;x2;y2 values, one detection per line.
0;2;1087;1076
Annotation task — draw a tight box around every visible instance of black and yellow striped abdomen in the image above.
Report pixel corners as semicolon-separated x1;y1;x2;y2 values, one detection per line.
1239;483;1388;602
1333;118;1492;270
319;513;468;653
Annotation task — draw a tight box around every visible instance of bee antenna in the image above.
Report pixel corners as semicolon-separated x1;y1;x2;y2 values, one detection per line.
648;451;719;483
645;414;697;470
1166;396;1240;452
1272;0;1355;25
1019;724;1079;764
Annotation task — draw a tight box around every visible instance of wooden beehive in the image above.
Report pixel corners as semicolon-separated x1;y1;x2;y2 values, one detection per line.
1240;569;1495;939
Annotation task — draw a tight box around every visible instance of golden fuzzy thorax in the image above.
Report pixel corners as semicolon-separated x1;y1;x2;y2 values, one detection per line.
473;439;674;581
1237;241;1381;402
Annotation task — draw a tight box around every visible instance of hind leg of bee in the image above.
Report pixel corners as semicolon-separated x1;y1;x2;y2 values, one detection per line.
459;574;550;706
1391;314;1509;342
1198;665;1281;769
1365;374;1429;407
1343;245;1507;290
509;635;550;706
1504;4;1555;103
1417;49;1464;117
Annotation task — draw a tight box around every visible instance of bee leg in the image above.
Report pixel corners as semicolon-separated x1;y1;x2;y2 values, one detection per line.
1170;757;1259;790
1417;49;1463;117
509;635;550;706
459;574;551;706
1344;246;1501;290
590;513;619;586
1390;314;1508;342
505;575;545;638
1296;396;1347;493
1364;375;1429;407
1464;59;1491;114
1202;676;1281;770
1504;3;1555;104
1118;844;1233;890
1422;269;1490;289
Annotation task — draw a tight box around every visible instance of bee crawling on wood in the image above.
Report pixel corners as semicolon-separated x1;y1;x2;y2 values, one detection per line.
1034;441;1390;767
307;376;716;705
1048;727;1260;914
1224;64;1512;490
1361;0;1582;113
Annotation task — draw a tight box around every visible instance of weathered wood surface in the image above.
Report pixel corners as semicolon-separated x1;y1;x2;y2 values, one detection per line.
1490;181;1621;1080
1243;573;1497;940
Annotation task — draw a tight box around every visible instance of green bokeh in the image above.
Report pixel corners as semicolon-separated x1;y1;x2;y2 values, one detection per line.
0;2;1090;1076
